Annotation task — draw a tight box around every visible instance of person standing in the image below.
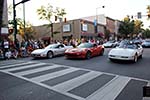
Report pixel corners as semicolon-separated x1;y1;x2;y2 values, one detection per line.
3;39;10;59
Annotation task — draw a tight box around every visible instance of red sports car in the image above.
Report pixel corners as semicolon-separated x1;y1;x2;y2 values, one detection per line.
65;42;104;59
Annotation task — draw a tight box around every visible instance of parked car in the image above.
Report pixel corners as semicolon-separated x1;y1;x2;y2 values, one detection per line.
142;39;150;48
65;42;104;59
108;41;143;63
103;40;118;48
31;43;72;59
132;38;143;44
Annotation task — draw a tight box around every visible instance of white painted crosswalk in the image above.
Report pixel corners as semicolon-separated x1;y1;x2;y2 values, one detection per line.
0;60;148;100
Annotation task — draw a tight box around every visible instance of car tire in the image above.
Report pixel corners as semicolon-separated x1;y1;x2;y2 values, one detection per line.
109;58;115;62
47;51;53;59
139;54;142;59
100;49;104;56
86;51;91;59
133;54;138;63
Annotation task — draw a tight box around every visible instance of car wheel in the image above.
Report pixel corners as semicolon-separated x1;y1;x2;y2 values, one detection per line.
47;51;53;59
133;54;138;63
139;54;142;59
86;51;91;59
100;49;104;56
109;58;115;62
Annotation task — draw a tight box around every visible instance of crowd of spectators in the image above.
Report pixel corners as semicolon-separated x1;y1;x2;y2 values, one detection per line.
0;38;45;59
0;37;104;60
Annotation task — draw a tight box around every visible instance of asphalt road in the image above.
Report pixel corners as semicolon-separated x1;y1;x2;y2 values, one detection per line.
29;48;150;80
0;48;150;100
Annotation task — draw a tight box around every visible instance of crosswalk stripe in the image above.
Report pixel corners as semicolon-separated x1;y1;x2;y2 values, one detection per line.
15;65;62;76
53;71;102;92
86;76;131;100
0;69;86;100
31;67;79;83
0;60;25;66
0;61;34;69
4;63;46;72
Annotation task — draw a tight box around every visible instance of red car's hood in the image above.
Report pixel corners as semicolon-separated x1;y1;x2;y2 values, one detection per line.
66;48;86;52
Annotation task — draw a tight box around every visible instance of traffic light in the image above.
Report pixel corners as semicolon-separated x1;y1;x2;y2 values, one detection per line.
81;20;84;24
147;6;150;19
55;16;57;21
147;12;150;19
64;17;67;23
21;0;30;3
137;12;142;19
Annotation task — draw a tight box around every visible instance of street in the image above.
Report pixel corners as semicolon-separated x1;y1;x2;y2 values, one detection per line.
0;48;150;100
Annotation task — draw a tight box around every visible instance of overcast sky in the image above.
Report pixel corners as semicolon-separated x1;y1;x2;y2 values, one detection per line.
7;0;150;28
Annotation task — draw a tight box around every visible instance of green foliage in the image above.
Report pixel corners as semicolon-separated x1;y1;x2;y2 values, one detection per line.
119;16;143;38
37;3;67;23
55;7;67;18
142;28;150;38
119;19;134;38
37;4;53;23
133;20;143;34
36;3;67;38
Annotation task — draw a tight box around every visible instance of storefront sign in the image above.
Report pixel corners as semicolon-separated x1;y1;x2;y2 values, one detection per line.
1;27;8;34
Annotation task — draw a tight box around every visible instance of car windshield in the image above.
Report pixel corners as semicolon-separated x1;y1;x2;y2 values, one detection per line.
118;44;137;49
145;40;150;42
78;43;93;48
44;44;59;49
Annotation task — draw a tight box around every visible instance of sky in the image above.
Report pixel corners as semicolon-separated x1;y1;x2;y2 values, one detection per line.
7;0;150;28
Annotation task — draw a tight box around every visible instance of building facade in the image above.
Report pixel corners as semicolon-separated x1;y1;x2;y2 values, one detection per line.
32;15;122;42
33;18;106;41
106;17;116;40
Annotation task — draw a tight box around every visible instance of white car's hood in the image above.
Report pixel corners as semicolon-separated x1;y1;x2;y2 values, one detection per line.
31;49;46;54
109;48;135;56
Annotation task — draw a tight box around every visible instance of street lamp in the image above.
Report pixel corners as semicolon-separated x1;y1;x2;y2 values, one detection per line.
13;0;30;45
95;6;105;33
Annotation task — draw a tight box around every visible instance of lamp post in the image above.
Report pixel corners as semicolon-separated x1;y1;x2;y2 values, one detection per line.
13;0;30;45
95;6;105;33
23;3;26;39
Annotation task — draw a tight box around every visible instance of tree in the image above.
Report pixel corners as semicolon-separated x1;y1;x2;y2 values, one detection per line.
37;4;53;24
118;16;143;39
118;16;134;38
54;7;67;19
8;18;35;39
36;3;67;38
142;28;150;38
8;4;35;40
133;20;143;36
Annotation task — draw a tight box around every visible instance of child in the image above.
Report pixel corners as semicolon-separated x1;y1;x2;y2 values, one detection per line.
5;50;11;59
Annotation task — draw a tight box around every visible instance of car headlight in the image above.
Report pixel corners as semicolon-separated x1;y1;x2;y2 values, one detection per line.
40;54;46;57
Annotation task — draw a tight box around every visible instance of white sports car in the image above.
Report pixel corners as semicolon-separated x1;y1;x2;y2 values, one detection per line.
31;43;72;58
108;43;143;63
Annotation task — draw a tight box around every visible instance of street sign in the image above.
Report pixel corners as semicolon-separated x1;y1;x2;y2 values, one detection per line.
94;19;97;26
137;12;142;19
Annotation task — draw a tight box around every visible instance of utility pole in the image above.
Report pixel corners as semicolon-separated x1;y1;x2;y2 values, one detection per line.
95;6;105;33
23;3;26;39
0;0;4;42
13;0;30;45
13;0;17;44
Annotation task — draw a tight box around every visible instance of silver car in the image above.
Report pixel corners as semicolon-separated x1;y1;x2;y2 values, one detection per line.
31;43;72;58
